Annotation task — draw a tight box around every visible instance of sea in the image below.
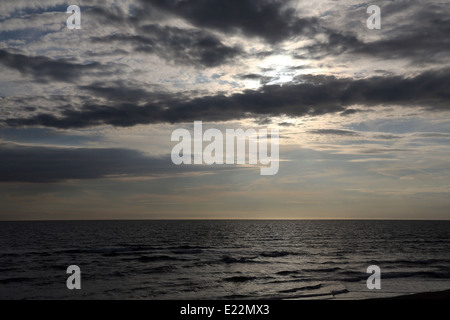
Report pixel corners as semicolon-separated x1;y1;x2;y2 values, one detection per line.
0;220;449;300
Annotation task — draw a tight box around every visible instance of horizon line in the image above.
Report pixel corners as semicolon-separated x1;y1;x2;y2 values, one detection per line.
1;218;450;222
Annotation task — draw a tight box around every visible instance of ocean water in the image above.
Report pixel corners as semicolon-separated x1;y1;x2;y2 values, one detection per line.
0;220;449;300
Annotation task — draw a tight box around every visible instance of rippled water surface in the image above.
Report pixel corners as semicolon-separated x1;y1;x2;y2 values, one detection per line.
1;220;449;299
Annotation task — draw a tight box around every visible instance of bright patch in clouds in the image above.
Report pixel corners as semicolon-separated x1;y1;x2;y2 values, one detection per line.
0;0;449;220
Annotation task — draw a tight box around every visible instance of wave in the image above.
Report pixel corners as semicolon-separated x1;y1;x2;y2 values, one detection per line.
260;251;298;258
220;255;262;264
0;253;20;257
269;278;309;284
276;270;301;276
144;266;177;274
171;249;203;255
109;271;127;277
264;291;348;300
58;246;158;255
331;289;350;296
222;294;252;299
368;258;450;266
123;255;181;263
223;276;258;283
279;284;322;293
303;267;342;273
336;270;367;282
382;270;450;279
223;276;273;283
168;245;207;250
285;288;348;300
338;269;450;283
0;277;30;284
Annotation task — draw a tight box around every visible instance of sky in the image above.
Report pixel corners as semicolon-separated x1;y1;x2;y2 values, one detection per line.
0;0;449;220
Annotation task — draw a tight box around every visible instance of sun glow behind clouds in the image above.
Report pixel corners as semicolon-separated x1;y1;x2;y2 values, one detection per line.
260;54;296;85
1;0;450;220
240;53;317;90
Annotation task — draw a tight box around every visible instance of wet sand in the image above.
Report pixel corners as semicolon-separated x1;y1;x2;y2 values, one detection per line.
371;289;450;300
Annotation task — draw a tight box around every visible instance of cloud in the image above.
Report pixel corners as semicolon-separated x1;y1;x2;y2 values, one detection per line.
88;0;449;67
416;133;450;138
91;24;242;68
302;1;450;63
0;49;111;83
340;109;372;116
3;69;450;129
278;121;295;127
355;2;450;63
308;129;360;136
236;73;262;80
358;147;411;155
0;144;221;183
373;134;401;140
79;80;167;104
141;0;320;44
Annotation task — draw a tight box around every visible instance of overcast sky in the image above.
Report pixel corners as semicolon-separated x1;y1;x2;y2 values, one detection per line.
1;0;449;220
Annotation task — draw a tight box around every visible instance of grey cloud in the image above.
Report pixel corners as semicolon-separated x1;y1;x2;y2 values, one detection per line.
91;24;242;68
254;118;273;125
237;74;262;80
340;109;372;116
303;1;450;63
3;69;450;129
417;133;450;138
278;122;295;127
141;0;320;44
79;80;168;103
300;32;362;60
308;129;360;136
86;49;130;58
0;49;111;83
0;145;219;183
358;148;411;154
355;2;450;63
373;134;401;140
235;73;276;86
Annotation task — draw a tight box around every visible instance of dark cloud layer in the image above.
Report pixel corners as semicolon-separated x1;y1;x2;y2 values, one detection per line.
91;24;242;67
303;2;450;63
3;69;450;129
94;0;449;64
0;49;108;83
142;0;319;44
0;145;217;183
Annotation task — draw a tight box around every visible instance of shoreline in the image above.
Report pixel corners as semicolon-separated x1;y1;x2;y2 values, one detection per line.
366;289;450;300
